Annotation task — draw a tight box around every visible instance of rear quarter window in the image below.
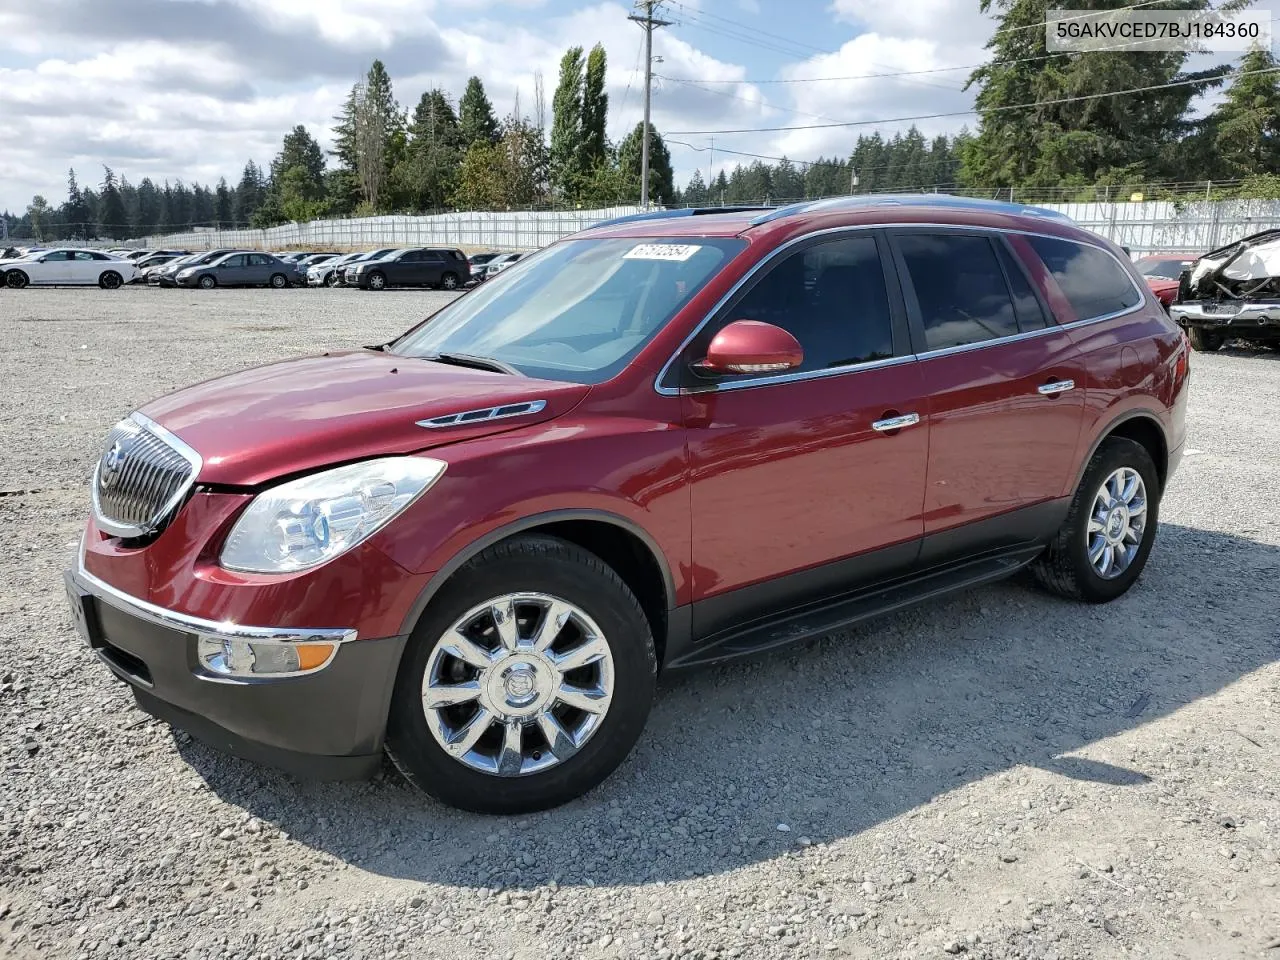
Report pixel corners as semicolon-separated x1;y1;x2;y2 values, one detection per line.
1028;236;1142;321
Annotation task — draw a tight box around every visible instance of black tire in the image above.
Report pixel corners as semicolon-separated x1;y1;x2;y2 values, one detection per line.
7;270;29;289
385;535;657;814
1031;437;1160;603
440;271;460;291
198;274;216;290
1187;326;1223;352
323;272;338;287
98;271;123;290
268;273;288;289
367;271;386;291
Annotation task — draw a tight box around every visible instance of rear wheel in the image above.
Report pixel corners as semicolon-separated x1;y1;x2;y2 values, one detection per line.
1187;327;1224;352
440;271;460;290
198;275;216;290
98;271;123;290
268;273;288;289
7;270;29;289
1032;437;1160;603
385;535;657;814
367;271;386;291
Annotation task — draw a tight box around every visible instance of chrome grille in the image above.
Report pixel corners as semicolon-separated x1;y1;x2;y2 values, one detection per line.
91;413;202;539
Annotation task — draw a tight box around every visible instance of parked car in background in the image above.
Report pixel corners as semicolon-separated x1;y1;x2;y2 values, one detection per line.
5;248;137;288
467;251;504;281
271;251;308;262
484;252;525;279
296;253;342;267
155;249;240;287
307;251;363;287
1170;230;1280;351
1135;253;1198;310
131;252;184;280
175;251;295;289
332;248;400;287
348;247;470;290
65;195;1189;814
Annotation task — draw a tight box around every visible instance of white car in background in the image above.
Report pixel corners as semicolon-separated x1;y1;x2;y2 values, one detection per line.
4;248;138;289
483;252;525;278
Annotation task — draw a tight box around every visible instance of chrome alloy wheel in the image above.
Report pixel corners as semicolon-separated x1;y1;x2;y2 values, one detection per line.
1087;466;1147;579
421;593;615;776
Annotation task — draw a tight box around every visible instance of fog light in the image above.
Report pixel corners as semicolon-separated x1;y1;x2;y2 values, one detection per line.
197;636;336;678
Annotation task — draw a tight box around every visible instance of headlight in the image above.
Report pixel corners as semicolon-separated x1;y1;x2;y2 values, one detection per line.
219;457;446;573
177;268;194;278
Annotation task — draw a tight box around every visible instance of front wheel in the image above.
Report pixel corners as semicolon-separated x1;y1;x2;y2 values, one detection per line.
1187;326;1224;352
268;273;288;289
1032;437;1160;603
323;273;338;287
385;535;657;814
367;271;386;291
198;275;216;290
98;271;123;290
7;270;29;289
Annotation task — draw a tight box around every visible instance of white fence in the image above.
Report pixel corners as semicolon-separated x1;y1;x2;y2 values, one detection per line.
134;198;1280;257
138;207;646;253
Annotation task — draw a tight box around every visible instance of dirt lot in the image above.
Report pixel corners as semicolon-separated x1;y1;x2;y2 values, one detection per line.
1;287;1277;960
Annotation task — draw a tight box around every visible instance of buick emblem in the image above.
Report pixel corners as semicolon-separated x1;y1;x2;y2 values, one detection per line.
99;440;127;489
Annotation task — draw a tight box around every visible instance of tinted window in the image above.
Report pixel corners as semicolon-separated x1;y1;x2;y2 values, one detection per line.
1029;236;1141;320
221;255;246;268
997;242;1048;331
707;235;895;373
897;234;1019;350
248;254;272;266
73;251;95;261
43;251;72;261
1137;258;1190;279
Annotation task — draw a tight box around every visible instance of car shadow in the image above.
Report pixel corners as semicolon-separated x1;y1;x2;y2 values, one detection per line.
177;521;1279;890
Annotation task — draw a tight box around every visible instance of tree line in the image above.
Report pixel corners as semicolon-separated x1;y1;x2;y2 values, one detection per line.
5;46;676;241
7;0;1280;241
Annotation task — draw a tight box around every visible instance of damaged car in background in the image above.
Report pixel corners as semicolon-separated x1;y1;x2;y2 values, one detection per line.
1171;229;1280;351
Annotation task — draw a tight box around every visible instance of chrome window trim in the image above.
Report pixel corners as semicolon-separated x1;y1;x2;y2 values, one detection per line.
652;221;1146;397
416;399;547;429
75;545;357;647
90;411;204;539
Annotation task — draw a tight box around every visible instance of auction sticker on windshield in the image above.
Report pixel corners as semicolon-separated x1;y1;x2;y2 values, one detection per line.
623;244;702;262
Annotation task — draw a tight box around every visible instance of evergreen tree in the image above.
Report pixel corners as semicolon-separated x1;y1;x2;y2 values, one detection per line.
214;177;233;227
550;46;586;200
617;122;674;204
272;125;327;192
97;166;128;238
683;169;708;206
134;178;160;235
580;44;609;175
233;161;265;225
61;168;92;240
1208;47;1280;177
459;76;499;147
394;88;463;210
711;169;729;203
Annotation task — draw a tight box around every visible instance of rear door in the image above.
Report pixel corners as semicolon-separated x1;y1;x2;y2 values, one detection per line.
419;250;447;285
247;253;275;284
888;228;1088;561
68;251;103;283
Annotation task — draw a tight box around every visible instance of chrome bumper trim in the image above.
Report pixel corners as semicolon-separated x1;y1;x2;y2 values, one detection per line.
1170;301;1280;325
74;553;358;645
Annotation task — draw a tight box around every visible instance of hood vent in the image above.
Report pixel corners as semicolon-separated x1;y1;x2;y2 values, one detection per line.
417;399;547;429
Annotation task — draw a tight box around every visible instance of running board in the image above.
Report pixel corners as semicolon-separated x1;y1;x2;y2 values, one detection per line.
668;547;1043;669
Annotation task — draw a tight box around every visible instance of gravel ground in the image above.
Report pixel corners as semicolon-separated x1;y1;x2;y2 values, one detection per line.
1;287;1278;960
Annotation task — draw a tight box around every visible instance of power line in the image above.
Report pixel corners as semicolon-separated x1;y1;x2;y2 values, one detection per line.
668;64;1267;136
656;74;843;123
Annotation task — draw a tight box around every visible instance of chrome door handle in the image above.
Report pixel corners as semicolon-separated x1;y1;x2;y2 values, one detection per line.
1037;379;1075;395
872;413;921;432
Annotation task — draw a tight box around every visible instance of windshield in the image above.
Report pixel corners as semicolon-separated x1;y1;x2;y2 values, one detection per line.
391;237;744;384
1137;258;1189;279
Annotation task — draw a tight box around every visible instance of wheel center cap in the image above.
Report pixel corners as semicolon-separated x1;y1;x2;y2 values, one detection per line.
1107;507;1127;540
501;664;539;706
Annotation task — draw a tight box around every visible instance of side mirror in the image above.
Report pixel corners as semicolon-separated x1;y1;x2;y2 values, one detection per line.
696;320;803;375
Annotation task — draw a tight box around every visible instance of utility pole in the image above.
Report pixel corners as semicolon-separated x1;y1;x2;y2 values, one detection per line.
707;137;714;203
629;0;671;209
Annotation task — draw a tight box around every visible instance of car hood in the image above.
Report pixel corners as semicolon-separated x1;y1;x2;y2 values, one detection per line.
138;349;590;486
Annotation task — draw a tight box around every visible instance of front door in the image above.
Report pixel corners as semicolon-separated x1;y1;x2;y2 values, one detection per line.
218;254;247;285
889;228;1088;560
35;250;73;284
679;231;930;637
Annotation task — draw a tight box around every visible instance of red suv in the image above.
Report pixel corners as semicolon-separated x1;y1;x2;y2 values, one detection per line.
65;196;1189;813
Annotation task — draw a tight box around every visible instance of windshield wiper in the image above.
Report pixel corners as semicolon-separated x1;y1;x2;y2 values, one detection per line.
423;352;522;376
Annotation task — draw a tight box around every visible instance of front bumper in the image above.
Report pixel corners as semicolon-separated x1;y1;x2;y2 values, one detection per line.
65;561;407;780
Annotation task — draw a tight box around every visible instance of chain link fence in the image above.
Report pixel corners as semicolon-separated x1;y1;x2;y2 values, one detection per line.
119;197;1280;259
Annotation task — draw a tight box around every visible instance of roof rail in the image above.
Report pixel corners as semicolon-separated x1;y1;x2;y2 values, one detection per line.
749;194;1074;225
591;205;774;229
